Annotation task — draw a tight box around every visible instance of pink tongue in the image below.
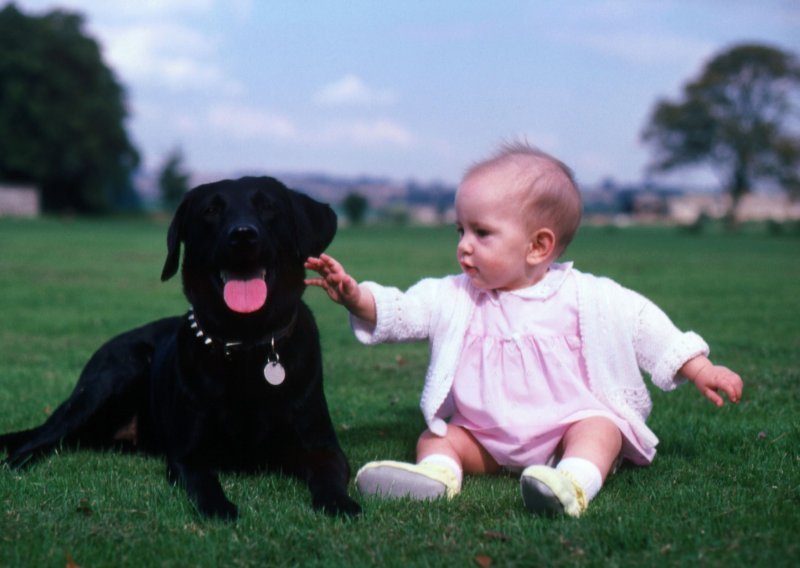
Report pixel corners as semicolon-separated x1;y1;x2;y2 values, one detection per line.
223;278;268;313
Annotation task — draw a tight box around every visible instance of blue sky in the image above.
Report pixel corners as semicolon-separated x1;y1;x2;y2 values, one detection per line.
9;0;800;188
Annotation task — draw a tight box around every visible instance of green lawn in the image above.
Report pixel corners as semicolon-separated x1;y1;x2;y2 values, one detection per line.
1;218;798;567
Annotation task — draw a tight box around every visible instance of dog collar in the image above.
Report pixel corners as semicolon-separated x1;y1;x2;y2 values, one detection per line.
187;309;298;385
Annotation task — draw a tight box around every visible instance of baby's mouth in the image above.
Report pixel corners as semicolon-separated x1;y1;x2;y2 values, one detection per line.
460;262;477;274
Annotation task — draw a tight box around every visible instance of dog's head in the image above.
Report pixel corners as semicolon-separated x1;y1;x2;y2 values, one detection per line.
160;176;336;331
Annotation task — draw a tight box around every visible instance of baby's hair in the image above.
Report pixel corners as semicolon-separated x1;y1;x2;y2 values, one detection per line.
464;141;582;256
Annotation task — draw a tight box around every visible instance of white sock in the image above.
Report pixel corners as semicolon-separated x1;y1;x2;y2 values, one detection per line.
556;457;603;501
420;454;463;487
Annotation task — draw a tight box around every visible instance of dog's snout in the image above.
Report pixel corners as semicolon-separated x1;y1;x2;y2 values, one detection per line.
228;224;260;248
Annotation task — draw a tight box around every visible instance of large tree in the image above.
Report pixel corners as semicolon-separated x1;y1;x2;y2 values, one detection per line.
642;43;800;215
0;4;139;213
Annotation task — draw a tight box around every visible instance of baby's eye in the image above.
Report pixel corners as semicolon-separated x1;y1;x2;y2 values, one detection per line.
476;228;490;238
455;225;464;238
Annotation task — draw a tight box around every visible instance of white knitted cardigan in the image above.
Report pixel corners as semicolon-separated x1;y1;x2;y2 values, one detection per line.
351;265;709;453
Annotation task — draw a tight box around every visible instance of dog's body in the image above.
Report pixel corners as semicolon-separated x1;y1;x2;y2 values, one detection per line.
0;177;360;520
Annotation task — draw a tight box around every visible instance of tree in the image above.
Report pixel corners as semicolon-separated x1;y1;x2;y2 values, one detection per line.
0;4;139;213
342;192;369;225
642;43;800;218
158;148;191;212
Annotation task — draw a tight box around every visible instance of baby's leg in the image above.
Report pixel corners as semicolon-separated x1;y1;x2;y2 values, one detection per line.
355;425;498;500
417;425;501;474
560;416;622;480
521;416;621;517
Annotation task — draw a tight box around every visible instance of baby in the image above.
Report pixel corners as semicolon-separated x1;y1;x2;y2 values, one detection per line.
305;142;743;517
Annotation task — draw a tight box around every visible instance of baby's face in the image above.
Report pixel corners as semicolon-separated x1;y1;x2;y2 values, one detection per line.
455;168;536;291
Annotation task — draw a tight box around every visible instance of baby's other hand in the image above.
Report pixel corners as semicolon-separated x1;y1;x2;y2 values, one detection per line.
692;364;743;407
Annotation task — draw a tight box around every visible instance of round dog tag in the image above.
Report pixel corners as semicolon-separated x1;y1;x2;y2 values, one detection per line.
263;361;286;386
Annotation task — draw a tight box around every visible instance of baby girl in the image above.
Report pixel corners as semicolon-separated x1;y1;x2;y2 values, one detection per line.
305;142;743;517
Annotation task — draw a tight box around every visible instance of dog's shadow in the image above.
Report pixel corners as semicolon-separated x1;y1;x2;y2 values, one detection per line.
336;407;425;463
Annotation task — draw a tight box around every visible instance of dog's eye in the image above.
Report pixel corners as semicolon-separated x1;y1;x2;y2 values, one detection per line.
204;199;224;219
253;193;275;217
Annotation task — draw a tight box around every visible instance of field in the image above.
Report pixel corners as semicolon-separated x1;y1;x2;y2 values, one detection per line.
0;218;798;567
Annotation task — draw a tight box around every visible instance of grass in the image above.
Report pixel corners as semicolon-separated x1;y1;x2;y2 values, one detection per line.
1;217;798;567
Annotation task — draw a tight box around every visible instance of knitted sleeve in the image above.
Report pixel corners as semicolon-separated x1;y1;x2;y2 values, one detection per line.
630;289;710;391
350;277;444;345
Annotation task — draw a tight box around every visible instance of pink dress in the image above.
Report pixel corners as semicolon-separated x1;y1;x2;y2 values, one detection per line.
449;263;652;469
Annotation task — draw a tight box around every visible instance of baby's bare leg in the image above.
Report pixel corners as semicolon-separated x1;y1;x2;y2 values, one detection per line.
417;425;501;474
560;416;622;480
521;416;622;517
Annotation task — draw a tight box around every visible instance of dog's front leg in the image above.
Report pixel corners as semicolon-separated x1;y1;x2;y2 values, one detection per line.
289;447;362;517
167;458;238;521
307;449;361;517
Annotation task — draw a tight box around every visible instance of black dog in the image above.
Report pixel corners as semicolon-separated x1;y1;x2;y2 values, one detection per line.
0;176;361;520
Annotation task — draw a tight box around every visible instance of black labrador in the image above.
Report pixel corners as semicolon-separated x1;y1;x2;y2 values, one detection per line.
0;176;361;520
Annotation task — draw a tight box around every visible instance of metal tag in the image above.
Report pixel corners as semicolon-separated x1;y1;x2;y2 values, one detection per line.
263;361;286;386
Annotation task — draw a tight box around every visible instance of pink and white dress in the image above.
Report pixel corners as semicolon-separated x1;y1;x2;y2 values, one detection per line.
449;263;652;469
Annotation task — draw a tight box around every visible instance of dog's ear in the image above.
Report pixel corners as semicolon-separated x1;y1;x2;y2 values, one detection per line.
290;191;338;259
161;197;189;281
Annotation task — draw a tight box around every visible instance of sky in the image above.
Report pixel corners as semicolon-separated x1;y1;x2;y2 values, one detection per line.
7;0;800;189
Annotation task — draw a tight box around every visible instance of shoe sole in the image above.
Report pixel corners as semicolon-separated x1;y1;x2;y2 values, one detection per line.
356;465;448;500
520;475;566;516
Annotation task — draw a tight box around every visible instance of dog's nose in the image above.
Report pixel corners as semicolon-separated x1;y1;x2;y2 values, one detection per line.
228;224;260;248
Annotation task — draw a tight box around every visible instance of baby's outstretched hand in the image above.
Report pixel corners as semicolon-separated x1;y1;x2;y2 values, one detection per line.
690;363;743;407
305;254;361;308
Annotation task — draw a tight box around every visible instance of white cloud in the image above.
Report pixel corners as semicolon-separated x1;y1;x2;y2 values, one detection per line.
138;98;411;155
313;75;397;107
17;1;248;94
319;119;414;147
103;22;243;94
207;104;297;140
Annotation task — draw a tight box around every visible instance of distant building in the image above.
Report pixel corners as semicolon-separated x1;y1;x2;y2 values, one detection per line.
667;193;729;224
668;192;800;223
735;193;800;222
0;184;40;217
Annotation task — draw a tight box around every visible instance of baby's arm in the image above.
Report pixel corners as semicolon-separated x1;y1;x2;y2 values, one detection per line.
305;254;377;325
679;355;743;407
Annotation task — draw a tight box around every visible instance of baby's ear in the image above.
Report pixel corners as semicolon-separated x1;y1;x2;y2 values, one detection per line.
527;228;557;264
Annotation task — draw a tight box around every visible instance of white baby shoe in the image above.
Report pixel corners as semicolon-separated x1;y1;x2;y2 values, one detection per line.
355;460;461;500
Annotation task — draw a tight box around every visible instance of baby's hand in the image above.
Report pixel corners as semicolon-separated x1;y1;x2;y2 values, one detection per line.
305;254;362;308
691;363;743;407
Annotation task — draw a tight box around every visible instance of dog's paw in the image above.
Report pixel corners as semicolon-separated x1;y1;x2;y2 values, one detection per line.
197;498;239;521
3;450;37;470
313;492;362;518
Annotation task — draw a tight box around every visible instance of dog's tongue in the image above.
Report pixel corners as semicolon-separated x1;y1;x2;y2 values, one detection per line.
223;278;267;313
